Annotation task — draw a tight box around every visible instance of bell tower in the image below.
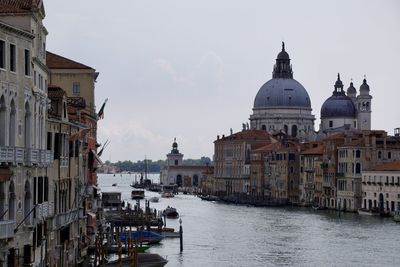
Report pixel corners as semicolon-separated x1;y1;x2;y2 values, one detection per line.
356;77;372;130
166;138;183;166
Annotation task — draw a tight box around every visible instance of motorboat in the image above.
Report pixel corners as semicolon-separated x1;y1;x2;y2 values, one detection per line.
105;253;168;267
357;208;380;216
112;183;117;187
199;195;219;201
163;206;179;218
131;189;145;200
119;230;163;244
161;191;174;198
149;196;159;203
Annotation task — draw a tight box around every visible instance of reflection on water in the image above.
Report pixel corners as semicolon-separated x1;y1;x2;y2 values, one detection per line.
99;174;400;267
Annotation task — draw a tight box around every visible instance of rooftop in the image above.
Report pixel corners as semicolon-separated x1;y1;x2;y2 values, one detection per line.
46;51;93;70
366;161;400;172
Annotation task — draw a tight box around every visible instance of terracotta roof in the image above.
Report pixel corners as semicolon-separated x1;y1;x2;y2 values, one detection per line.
0;0;41;13
365;161;400;172
253;142;280;153
215;130;271;143
48;86;66;98
46;51;93;70
302;145;323;155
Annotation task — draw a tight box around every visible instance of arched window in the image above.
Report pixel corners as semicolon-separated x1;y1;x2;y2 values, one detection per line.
261;125;266;131
24;102;32;148
0;95;6;146
9;181;15;220
176;175;182;187
9;99;16;146
291;125;297;137
355;163;361;174
284;125;288;134
355;150;361;158
24;180;32;225
193;174;199;187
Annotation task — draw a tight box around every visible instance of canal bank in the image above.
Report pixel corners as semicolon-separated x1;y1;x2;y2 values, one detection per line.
99;174;400;266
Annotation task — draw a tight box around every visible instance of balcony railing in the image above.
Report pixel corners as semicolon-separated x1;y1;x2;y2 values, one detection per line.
0;146;53;166
35;202;54;222
55;208;84;229
0;220;16;240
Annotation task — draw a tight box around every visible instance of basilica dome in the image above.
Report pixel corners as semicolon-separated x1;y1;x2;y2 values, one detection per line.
254;78;311;109
253;42;311;109
320;74;356;119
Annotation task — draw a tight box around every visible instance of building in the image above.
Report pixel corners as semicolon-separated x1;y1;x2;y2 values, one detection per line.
362;161;400;214
213;130;274;199
249;42;315;140
160;139;208;190
46;51;102;261
0;1;52;266
299;142;324;206
320;74;372;132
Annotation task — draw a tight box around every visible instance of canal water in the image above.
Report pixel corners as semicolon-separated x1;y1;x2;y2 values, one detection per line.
98;173;400;266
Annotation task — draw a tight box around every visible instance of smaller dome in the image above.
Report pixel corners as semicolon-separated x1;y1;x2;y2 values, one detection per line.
360;78;370;92
347;82;356;96
321;94;356;119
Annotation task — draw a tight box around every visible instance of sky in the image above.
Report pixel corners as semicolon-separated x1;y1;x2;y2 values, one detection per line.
44;0;400;162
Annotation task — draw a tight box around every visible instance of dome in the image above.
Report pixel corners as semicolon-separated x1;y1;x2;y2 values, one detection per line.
321;94;356;118
360;78;370;92
347;82;356;95
254;78;312;109
277;50;289;60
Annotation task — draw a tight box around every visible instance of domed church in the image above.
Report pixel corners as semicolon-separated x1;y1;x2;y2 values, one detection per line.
320;74;372;132
250;42;315;139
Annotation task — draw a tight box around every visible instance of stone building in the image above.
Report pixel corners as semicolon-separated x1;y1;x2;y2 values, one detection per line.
250;42;315;140
160;139;209;190
213;130;274;198
46;51;102;263
361;161;400;214
299;142;324;206
0;1;52;266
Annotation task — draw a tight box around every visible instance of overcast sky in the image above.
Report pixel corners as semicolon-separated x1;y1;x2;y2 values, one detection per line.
44;0;400;162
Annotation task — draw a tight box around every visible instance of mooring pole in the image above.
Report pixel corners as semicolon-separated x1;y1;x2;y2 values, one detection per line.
179;218;183;253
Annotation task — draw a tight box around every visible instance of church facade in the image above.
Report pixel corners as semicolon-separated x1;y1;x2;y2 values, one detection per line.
160;139;209;189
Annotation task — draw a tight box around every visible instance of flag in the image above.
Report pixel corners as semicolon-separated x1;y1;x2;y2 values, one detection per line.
97;139;110;157
97;98;108;120
70;128;90;141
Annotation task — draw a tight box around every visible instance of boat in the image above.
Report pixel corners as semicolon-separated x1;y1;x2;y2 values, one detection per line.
131;189;145;200
149;196;159;203
161;191;174;198
119;230;163;244
357;208;380;216
394;211;400;222
112;183;117;187
106;244;150;254
163;206;179;218
311;204;326;210
199;195;219;201
105;253;168;267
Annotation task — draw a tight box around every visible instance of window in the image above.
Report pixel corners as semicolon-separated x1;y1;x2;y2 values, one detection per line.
388;152;392;159
0;40;5;69
329;121;333;128
9;44;16;72
34;71;37;86
355;150;361;158
354;120;357;128
73;82;80;94
24;49;30;76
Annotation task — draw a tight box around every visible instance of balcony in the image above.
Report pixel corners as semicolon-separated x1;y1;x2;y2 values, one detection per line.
26;148;39;165
0;146;53;166
35;202;54;222
0;220;15;240
55;208;84;228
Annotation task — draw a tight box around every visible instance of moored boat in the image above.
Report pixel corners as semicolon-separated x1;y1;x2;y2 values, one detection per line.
105;253;168;267
394;211;400;222
119;230;163;244
131;189;145;200
161;191;174;198
357;208;380;216
149;196;159;203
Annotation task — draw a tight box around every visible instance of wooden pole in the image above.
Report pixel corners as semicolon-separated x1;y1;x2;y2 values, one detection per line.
179;218;183;252
117;230;122;267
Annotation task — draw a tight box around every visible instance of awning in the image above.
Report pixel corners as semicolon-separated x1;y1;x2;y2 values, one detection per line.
90;149;103;165
0;167;13;182
87;211;96;218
